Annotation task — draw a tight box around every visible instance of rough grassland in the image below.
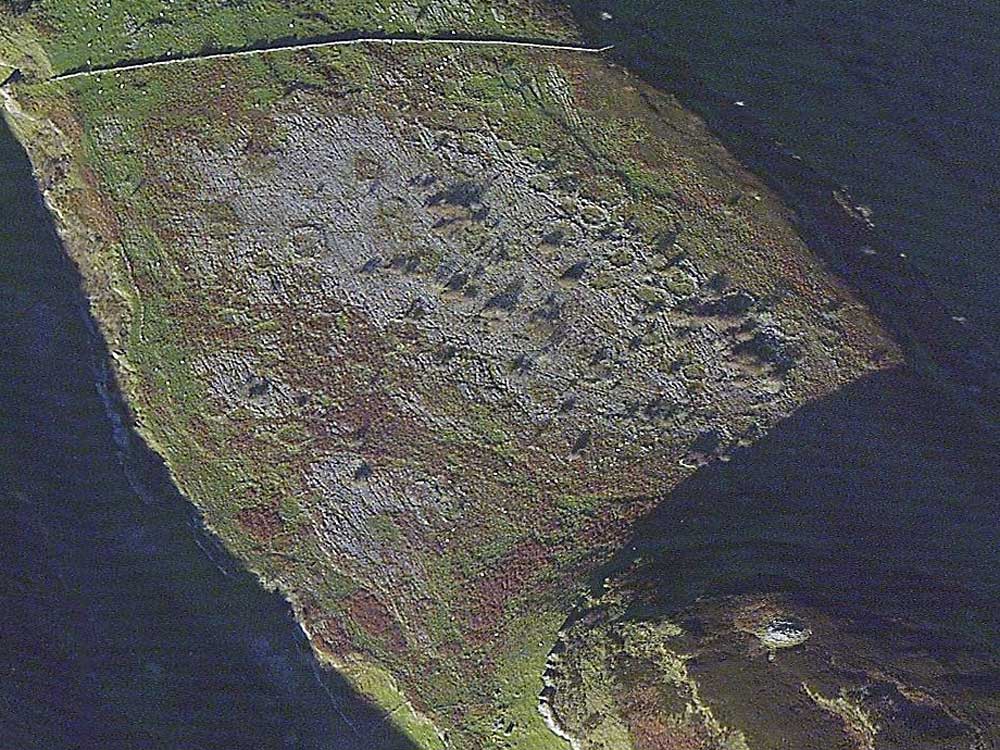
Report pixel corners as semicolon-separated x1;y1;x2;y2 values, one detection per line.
2;0;574;74
2;3;898;748
547;590;999;750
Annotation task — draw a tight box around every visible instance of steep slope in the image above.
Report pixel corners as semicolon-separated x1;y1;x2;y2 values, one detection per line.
2;2;902;747
546;366;1000;750
0;111;415;750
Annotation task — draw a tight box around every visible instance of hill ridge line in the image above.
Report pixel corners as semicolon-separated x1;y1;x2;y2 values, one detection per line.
47;33;614;82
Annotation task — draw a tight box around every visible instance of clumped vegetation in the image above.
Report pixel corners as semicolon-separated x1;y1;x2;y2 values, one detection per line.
1;0;35;16
1;3;897;748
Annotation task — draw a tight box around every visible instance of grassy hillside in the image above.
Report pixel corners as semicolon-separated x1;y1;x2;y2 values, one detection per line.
1;3;896;748
2;0;573;73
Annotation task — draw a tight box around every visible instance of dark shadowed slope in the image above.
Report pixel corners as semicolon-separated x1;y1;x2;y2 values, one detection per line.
613;365;1000;649
545;366;999;748
0;116;415;750
566;0;1000;405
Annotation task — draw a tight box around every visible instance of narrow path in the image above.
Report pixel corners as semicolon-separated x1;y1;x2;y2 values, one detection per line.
50;33;613;82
